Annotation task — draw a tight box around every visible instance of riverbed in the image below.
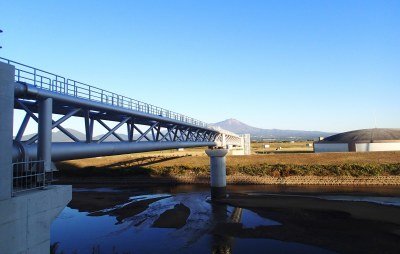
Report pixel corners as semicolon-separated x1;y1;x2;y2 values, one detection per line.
51;184;400;253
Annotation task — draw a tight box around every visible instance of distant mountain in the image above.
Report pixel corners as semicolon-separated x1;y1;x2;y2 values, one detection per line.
213;118;336;141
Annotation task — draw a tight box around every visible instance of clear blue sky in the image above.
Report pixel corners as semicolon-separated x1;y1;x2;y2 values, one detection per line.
2;0;399;135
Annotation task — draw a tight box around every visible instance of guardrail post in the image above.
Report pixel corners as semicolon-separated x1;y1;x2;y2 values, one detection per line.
37;98;53;172
0;61;14;200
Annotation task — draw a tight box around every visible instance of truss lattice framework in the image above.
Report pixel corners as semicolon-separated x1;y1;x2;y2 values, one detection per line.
2;57;238;137
7;57;242;163
14;98;224;144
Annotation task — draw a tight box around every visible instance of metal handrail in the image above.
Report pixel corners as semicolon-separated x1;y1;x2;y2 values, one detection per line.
1;57;237;136
12;160;45;194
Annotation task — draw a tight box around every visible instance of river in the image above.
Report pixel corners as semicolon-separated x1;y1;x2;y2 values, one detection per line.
51;184;400;254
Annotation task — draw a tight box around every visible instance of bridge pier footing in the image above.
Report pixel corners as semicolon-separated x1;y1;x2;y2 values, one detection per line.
205;149;229;199
0;186;72;254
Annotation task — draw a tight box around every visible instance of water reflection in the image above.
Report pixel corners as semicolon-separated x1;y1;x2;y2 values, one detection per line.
53;184;398;253
210;207;243;254
209;204;234;254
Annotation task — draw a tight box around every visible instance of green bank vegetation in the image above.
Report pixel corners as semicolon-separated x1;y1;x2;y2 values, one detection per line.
55;162;400;178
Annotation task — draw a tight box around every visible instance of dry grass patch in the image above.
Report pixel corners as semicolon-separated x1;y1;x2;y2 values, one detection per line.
154;151;400;167
56;151;400;170
54;151;400;178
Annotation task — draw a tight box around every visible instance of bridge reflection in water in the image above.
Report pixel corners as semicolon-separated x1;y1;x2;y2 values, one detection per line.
210;207;243;254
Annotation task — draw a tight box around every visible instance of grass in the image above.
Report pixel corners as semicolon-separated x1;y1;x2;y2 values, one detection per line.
55;160;400;179
55;162;400;178
54;149;400;178
225;163;400;177
250;141;314;154
55;150;400;169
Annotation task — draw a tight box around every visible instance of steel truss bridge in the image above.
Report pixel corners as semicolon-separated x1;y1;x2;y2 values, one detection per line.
2;58;248;173
0;58;250;254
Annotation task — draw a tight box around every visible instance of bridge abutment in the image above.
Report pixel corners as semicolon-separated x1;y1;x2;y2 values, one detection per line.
1;61;72;254
205;149;229;199
0;186;71;253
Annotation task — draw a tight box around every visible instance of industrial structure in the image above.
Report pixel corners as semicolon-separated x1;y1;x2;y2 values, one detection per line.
314;128;400;153
0;58;249;253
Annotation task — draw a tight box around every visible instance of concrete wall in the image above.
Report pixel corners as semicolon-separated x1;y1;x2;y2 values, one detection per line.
0;186;71;254
0;62;14;201
356;142;400;152
314;143;349;153
232;149;245;155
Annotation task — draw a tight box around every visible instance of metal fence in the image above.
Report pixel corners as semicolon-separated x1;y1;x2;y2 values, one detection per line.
12;160;46;194
1;57;237;136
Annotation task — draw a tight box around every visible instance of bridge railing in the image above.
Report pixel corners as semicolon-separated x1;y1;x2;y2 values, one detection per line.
1;57;237;135
207;125;238;137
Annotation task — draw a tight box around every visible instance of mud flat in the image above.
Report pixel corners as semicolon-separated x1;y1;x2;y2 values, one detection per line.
212;193;400;254
68;190;170;224
152;203;190;229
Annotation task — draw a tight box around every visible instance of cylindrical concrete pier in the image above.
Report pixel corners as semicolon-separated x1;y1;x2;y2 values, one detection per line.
205;149;229;198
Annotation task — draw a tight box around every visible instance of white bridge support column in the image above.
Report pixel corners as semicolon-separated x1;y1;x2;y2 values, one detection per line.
0;62;72;254
205;149;229;198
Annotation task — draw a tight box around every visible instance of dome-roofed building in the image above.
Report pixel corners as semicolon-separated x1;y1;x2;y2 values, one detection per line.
313;128;400;153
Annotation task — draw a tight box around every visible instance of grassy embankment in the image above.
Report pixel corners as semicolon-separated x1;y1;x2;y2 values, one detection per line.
55;141;400;178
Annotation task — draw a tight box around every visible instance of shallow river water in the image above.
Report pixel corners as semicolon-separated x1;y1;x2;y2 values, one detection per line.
51;184;400;254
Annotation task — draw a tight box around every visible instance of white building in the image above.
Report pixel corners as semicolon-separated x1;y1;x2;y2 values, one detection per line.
314;128;400;153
